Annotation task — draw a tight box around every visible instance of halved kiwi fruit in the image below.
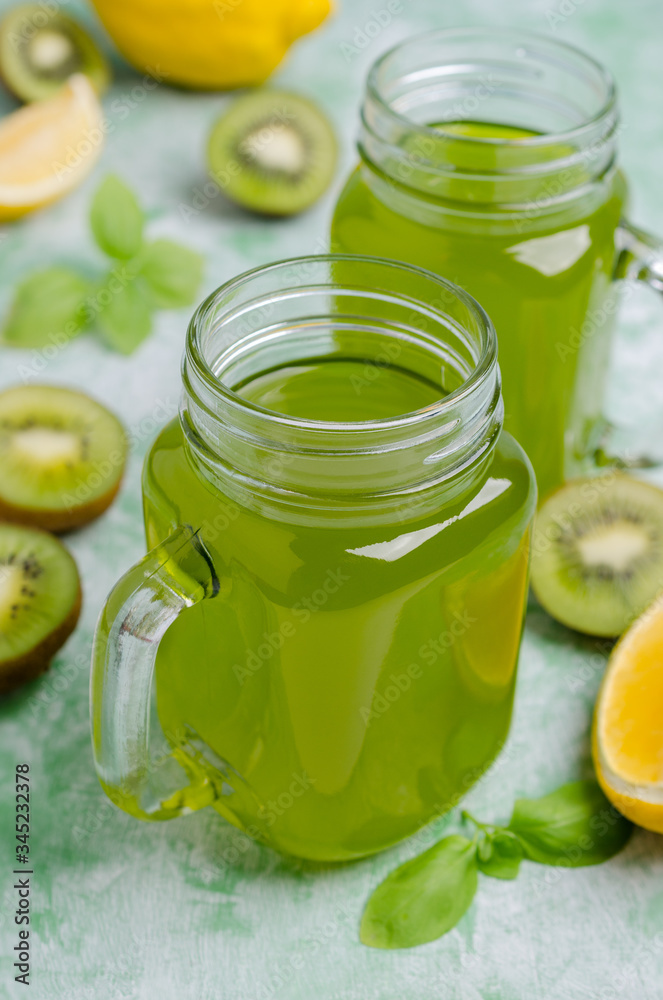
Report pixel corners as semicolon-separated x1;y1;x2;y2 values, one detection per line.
531;474;663;637
0;385;127;533
207;90;337;216
0;4;110;103
0;523;81;694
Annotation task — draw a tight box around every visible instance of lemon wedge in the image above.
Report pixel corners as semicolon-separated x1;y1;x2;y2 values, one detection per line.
0;74;104;221
593;594;663;833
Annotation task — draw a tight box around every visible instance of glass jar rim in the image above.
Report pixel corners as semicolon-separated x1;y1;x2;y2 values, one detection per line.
182;255;503;517
366;26;617;150
185;253;497;436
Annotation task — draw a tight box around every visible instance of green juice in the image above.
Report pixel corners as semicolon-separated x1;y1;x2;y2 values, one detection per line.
331;121;626;498
144;357;535;861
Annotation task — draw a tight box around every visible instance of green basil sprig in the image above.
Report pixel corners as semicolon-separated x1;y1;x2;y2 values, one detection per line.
360;779;632;950
507;780;630;867
360;835;478;950
2;268;89;349
2;176;204;356
90;175;144;260
475;829;523;880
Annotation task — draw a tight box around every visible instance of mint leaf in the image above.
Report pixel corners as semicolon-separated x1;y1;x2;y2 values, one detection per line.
90;176;144;260
138;239;204;308
97;282;152;354
508;779;632;867
360;835;478;949
476;830;523;880
2;268;89;349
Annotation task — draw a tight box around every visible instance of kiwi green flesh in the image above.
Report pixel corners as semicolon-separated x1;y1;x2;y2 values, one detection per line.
208;91;337;216
0;385;127;533
531;475;663;637
0;523;81;693
0;5;109;102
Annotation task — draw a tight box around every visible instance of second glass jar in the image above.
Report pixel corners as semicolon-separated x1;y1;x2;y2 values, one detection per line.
332;28;663;497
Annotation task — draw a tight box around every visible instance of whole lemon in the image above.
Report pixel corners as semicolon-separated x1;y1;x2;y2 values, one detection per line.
89;0;332;90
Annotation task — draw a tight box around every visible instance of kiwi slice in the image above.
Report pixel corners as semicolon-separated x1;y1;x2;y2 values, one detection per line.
0;4;110;103
0;385;127;533
207;90;337;216
0;523;81;694
531;474;663;637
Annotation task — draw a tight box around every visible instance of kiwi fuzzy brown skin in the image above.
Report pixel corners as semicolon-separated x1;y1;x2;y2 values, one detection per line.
0;476;123;534
0;584;81;695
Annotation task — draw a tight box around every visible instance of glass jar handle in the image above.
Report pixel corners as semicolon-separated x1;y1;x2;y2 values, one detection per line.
615;219;663;293
91;526;219;821
595;218;663;469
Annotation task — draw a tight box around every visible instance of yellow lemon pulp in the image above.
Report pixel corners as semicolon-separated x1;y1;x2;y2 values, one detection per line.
90;0;331;90
0;74;103;220
593;594;663;833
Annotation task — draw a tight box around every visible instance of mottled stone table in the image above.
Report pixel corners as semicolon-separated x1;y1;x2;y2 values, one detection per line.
1;0;663;997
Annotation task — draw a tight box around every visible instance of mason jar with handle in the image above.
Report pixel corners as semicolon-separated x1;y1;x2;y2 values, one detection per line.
91;255;536;862
331;28;663;499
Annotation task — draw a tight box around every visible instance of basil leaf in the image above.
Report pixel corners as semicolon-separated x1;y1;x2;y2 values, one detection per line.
508;779;632;867
97;282;152;354
476;830;523;880
2;268;89;349
138;239;204;308
360;835;478;949
90;176;144;260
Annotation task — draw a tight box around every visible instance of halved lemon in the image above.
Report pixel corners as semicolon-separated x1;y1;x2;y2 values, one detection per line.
0;74;104;221
593;594;663;833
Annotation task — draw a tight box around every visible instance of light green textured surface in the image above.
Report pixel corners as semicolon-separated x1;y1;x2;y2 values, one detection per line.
1;1;663;997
